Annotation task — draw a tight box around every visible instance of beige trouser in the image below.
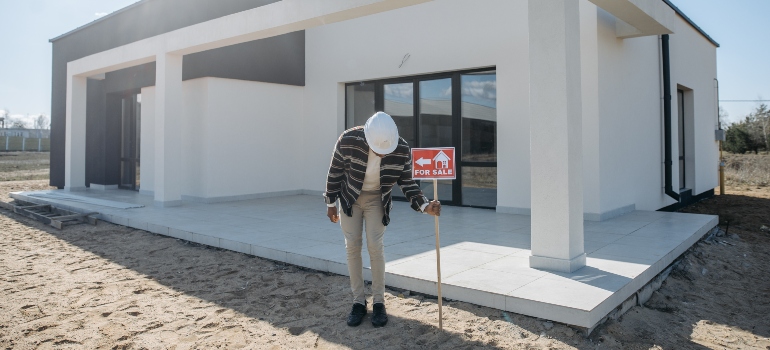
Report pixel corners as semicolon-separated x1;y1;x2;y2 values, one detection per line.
339;190;386;305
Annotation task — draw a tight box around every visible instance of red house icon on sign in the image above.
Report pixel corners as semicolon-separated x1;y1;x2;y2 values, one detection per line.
433;151;450;169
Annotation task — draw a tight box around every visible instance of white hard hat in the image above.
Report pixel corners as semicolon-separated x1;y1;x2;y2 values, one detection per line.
364;112;399;155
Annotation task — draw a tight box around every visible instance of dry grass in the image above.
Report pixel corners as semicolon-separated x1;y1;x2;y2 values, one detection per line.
723;153;770;187
0;152;50;181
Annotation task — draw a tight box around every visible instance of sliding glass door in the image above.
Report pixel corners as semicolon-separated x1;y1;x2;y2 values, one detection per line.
418;78;454;202
345;68;497;208
460;71;497;207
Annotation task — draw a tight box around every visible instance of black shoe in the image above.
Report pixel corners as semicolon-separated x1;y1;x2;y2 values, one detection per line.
347;302;367;327
371;303;388;327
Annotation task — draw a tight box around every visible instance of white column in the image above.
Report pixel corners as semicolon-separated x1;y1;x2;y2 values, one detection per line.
153;53;183;207
528;0;586;273
64;74;87;191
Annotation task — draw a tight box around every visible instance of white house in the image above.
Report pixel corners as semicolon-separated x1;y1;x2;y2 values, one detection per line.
49;0;718;274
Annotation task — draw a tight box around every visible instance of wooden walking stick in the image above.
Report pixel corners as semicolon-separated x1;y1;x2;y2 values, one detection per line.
433;179;443;330
411;147;454;331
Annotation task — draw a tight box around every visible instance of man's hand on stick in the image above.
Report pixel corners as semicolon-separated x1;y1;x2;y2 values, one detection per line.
425;200;441;216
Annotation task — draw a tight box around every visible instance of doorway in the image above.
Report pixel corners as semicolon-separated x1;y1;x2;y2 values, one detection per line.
677;89;686;190
345;68;497;208
118;93;141;191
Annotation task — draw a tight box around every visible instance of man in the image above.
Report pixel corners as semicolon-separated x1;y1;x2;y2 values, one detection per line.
324;112;441;328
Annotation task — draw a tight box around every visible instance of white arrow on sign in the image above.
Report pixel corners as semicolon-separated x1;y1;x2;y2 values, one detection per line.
416;157;432;167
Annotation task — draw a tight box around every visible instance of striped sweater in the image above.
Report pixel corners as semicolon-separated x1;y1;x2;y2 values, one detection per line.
324;126;428;226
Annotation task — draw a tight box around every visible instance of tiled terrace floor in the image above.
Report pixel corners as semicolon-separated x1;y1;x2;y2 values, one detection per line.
10;189;717;329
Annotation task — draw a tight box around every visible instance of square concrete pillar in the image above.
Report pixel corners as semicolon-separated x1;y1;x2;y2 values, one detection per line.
64;74;87;191
153;53;183;207
528;0;586;273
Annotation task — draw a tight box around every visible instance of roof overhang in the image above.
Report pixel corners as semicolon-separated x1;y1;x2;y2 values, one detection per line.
67;0;432;79
588;0;675;39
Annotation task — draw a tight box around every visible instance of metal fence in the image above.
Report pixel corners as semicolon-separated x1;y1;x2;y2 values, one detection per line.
0;136;51;152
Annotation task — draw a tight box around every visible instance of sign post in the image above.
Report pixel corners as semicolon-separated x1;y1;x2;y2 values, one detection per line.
411;147;456;330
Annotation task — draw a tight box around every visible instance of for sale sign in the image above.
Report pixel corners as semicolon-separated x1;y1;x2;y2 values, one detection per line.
411;147;456;180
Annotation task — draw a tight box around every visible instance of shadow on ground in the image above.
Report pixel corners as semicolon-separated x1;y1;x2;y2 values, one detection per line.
2;189;768;348
1;207;516;348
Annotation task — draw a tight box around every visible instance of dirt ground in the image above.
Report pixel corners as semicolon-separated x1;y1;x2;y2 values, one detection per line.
1;155;769;349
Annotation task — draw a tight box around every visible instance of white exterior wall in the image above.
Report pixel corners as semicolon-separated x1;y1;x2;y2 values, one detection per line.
595;8;663;214
302;0;532;210
201;78;304;199
180;78;208;198
140;77;304;200
668;17;719;197
140;86;155;194
594;8;718;213
136;1;716;212
581;1;602;218
300;0;717;214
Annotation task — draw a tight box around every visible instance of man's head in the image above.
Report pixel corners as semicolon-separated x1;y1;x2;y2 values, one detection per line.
364;112;399;156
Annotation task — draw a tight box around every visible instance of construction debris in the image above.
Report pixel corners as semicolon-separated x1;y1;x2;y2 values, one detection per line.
0;199;98;229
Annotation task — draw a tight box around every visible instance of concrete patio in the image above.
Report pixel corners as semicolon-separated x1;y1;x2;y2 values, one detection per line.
9;189;717;330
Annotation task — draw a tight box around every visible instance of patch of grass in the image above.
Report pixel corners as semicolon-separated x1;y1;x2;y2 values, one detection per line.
0;152;50;181
723;153;770;186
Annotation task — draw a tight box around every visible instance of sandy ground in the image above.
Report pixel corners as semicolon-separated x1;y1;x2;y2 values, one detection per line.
1;177;769;349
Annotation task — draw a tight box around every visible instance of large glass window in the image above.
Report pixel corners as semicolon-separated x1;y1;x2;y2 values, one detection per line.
346;83;376;129
461;166;496;208
419;78;453;202
460;71;497;207
461;71;497;162
345;68;497;208
419;78;453;148
384;82;415;148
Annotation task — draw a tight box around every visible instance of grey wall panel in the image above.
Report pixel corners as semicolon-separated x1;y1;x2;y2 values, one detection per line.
50;0;304;188
104;63;156;94
184;32;305;86
52;0;281;50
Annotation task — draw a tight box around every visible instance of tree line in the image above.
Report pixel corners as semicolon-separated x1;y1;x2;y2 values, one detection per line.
0;109;50;129
723;103;769;154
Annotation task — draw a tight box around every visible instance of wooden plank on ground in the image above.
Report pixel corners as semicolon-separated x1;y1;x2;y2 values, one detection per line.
50;212;99;229
3;198;99;229
15;204;50;211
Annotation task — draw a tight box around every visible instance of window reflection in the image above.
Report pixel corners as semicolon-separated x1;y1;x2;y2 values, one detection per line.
419;78;453;202
461;71;496;162
462;166;497;207
384;82;415;148
419;78;452;148
343;69;497;208
346;83;376;128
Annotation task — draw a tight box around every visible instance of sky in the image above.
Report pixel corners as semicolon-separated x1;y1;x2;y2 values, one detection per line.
0;0;138;127
0;0;768;127
672;0;770;124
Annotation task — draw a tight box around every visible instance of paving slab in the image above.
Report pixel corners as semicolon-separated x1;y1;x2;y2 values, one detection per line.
9;189;718;329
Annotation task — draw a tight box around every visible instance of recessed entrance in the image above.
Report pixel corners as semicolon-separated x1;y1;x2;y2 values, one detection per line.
345;68;497;208
118;93;141;191
677;89;686;190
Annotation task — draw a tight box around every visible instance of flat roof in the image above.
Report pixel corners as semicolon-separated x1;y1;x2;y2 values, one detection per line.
51;0;719;48
49;0;145;43
664;0;720;47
